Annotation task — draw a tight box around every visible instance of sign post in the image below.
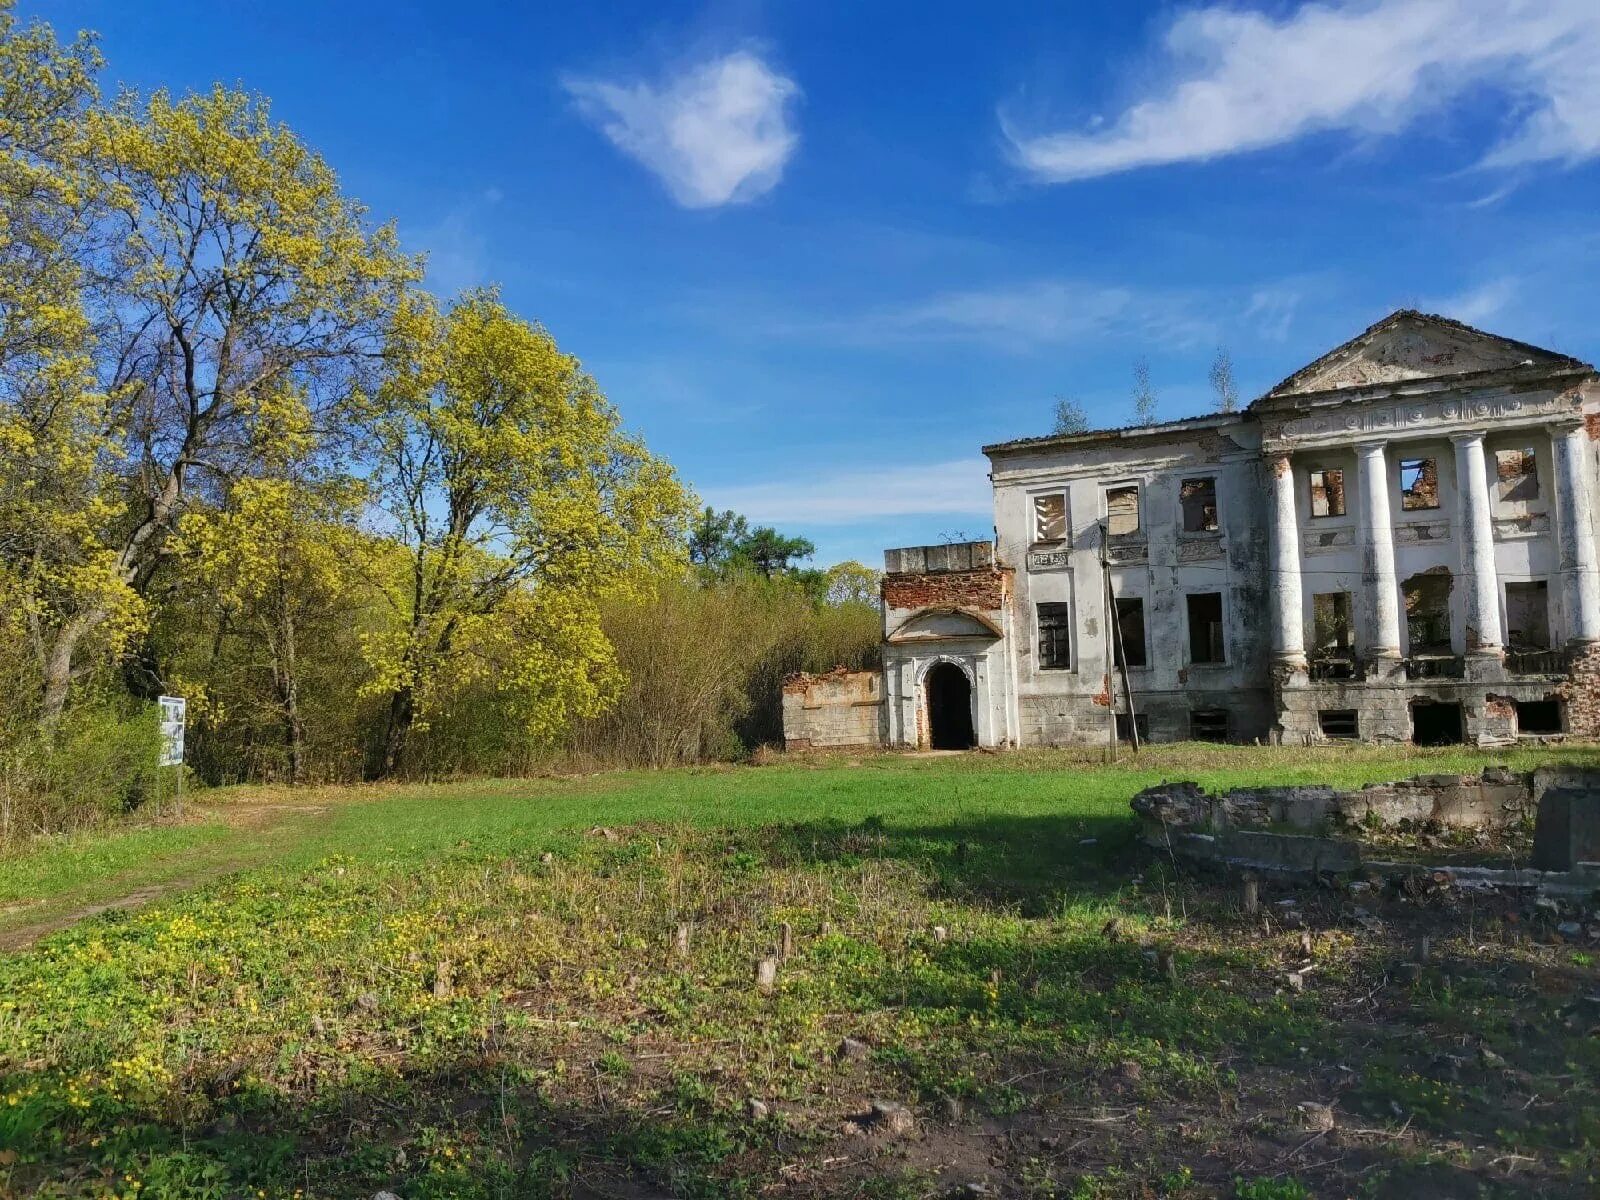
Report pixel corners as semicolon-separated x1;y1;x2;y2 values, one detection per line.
158;695;186;816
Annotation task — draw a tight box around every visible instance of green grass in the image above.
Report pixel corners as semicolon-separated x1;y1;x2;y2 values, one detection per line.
2;744;1598;1198
6;742;1592;925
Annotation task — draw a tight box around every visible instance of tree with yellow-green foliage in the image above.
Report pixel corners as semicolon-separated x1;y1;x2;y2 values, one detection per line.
21;84;421;723
0;2;142;727
360;289;691;778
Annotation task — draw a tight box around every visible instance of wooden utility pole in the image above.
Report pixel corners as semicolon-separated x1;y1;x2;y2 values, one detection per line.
1100;520;1141;754
1100;521;1117;760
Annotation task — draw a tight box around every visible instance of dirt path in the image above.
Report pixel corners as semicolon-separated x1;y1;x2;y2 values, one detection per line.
0;800;334;953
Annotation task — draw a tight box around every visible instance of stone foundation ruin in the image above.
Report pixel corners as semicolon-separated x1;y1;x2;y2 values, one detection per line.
1131;766;1600;891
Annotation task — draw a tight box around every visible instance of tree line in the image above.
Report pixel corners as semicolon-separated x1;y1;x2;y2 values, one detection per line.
0;6;879;841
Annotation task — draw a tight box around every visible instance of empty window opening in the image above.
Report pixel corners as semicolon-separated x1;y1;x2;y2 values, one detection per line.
1399;457;1440;510
1411;701;1464;746
924;662;975;750
1106;485;1140;536
1113;596;1147;668
1187;592;1226;664
1312;592;1353;656
1403;569;1452;653
1318;709;1360;740
1180;477;1218;532
1115;712;1149;744
1514;699;1562;735
1037;602;1072;670
1033;493;1067;543
1309;468;1346;518
1505;580;1551;650
1190;708;1229;743
1495;448;1540;506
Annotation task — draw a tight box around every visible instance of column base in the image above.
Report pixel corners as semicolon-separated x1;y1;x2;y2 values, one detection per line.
1364;653;1405;682
1272;655;1309;688
1463;650;1505;684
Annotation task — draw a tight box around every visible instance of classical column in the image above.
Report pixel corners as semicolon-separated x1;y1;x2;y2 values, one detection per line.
1265;450;1306;674
1551;420;1600;645
1451;432;1503;659
1356;442;1404;670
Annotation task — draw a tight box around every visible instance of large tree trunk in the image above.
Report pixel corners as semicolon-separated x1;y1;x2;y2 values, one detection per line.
279;609;305;785
368;685;414;781
36;467;184;728
38;610;102;729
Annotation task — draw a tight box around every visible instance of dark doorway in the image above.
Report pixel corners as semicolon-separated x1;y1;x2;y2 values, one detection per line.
925;662;975;750
1411;701;1463;746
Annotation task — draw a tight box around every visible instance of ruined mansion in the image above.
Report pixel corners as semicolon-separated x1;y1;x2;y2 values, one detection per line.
782;311;1600;749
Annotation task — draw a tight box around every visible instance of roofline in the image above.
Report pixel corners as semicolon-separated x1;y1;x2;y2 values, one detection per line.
982;411;1247;458
1253;308;1593;406
1252;361;1595;412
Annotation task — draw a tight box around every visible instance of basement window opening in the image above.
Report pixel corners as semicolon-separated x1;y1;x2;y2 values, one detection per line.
1187;592;1226;664
1399;457;1440;511
1180;477;1218;533
1411;701;1464;746
1190;708;1228;742
1308;468;1345;518
1115;712;1149;744
1514;699;1562;735
1318;709;1359;740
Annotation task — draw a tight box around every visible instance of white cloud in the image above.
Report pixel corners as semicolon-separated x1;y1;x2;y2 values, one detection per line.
822;279;1302;352
565;50;800;208
412;205;490;298
1243;288;1301;342
1420;277;1518;325
1005;0;1600;183
700;459;991;526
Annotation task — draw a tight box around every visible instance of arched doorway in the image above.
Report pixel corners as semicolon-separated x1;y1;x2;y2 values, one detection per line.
925;662;975;749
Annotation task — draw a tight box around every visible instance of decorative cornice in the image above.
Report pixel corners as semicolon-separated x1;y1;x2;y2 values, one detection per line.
1266;388;1579;451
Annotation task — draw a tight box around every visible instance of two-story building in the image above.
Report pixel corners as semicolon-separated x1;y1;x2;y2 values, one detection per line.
786;310;1600;750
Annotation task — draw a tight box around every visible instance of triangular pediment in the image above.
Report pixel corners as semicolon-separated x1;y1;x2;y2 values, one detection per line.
1261;311;1586;402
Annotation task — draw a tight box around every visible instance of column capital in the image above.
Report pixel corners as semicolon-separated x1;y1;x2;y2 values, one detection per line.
1353;440;1388;460
1548;417;1587;438
1448;430;1486;447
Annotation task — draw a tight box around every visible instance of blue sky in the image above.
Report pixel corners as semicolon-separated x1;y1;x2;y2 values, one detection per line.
39;0;1600;567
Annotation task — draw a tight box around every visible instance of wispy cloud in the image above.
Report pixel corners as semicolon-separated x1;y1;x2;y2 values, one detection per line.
700;459;991;527
790;278;1306;353
1004;0;1600;183
564;50;800;208
1420;277;1519;325
410;188;506;298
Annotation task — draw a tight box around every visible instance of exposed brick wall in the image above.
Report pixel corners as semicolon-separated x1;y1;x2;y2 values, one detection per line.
882;568;1008;612
781;668;882;749
1583;410;1600;441
1558;643;1600;736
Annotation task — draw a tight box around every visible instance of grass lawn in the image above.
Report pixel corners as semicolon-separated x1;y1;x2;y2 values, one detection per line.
1;744;1598;1198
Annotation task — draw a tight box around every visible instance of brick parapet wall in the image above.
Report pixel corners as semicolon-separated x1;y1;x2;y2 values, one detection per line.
882;568;1008;613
